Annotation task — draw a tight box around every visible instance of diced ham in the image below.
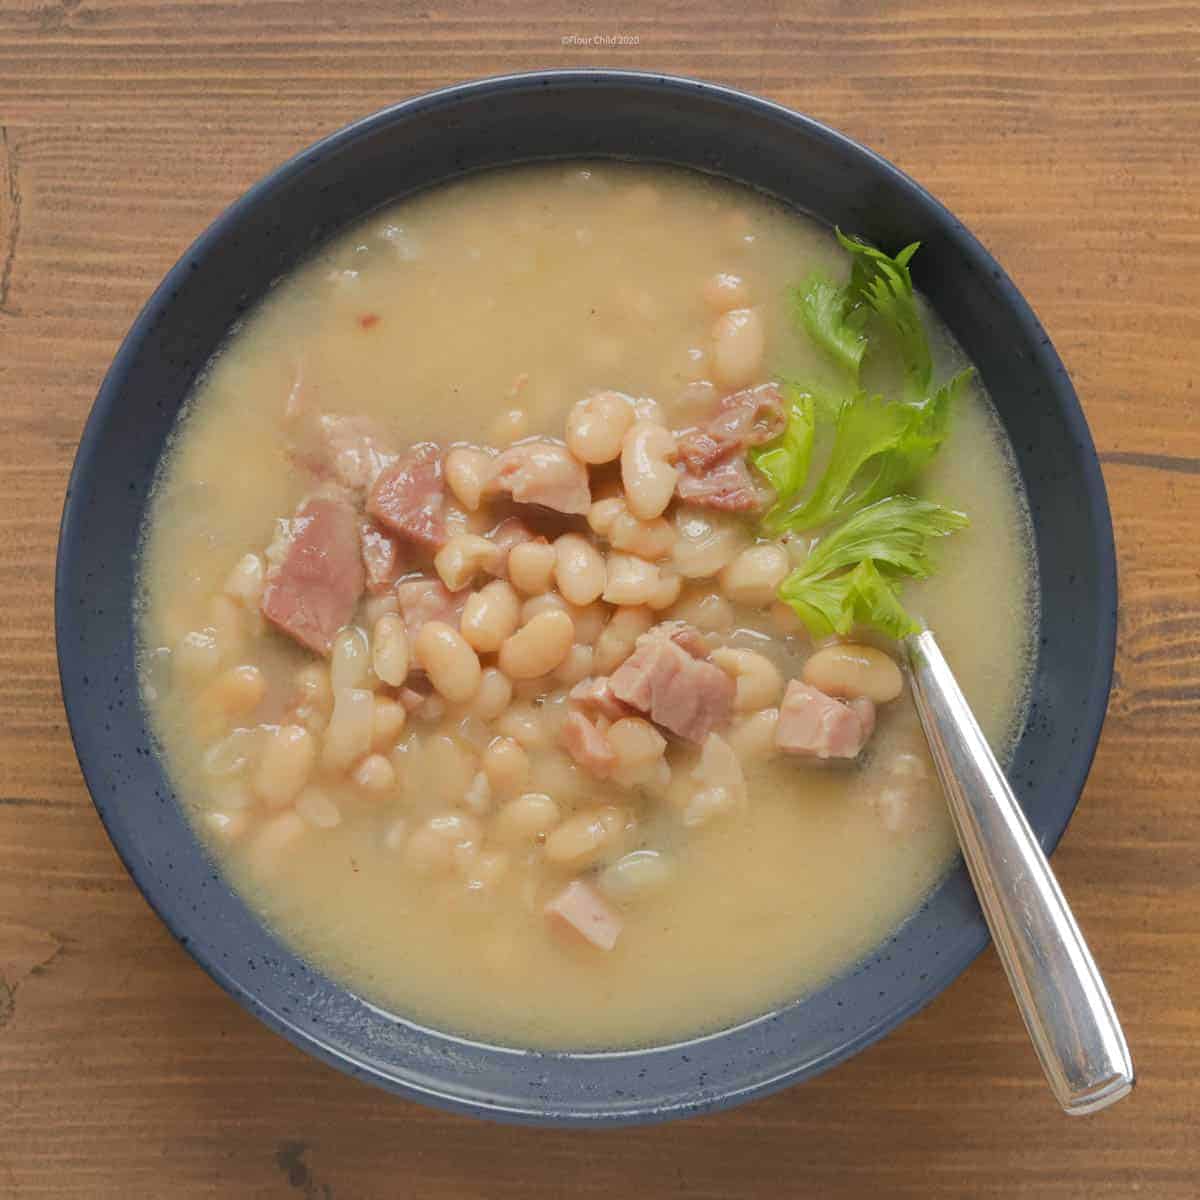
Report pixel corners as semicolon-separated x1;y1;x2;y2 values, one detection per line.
544;880;623;951
561;711;616;779
674;382;782;513
658;620;710;659
609;625;734;743
360;521;406;594
486;516;536;577
489;440;591;515
776;680;877;760
261;494;365;655
677;383;786;472
395;577;466;638
568;676;632;722
367;443;448;549
676;456;768;512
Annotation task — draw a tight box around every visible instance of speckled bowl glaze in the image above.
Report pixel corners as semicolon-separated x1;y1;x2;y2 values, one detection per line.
55;71;1116;1125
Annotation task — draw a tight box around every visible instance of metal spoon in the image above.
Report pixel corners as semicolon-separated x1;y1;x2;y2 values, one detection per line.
904;629;1134;1115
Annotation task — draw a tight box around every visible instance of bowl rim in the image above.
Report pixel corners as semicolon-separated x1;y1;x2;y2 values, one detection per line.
55;68;1117;1125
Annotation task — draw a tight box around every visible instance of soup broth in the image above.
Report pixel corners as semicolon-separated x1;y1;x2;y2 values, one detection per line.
139;162;1035;1049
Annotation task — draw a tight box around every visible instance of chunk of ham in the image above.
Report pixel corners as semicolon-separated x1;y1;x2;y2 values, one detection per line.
367;443;448;549
677;383;786;472
561;711;616;779
360;521;406;594
395;577;466;638
676;456;768;512
568;676;632;722
261;494;364;655
776;680;877;760
609;624;734;743
544;880;623;951
489;440;591;515
674;383;783;513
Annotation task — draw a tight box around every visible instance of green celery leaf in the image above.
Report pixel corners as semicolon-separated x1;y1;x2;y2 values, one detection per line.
837;230;933;402
779;559;919;640
793;276;867;380
776;495;968;639
749;385;816;503
762;372;968;535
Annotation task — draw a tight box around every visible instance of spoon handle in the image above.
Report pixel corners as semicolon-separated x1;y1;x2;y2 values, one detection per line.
904;630;1134;1115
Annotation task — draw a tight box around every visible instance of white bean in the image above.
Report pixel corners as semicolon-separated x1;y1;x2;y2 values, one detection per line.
702;272;751;312
202;727;261;778
200;664;266;718
331;626;371;691
174;629;221;685
671;507;748;579
554;643;594;687
587;497;626;538
495;702;553;750
719;543;790;608
608;510;675;561
371;614;410;687
602;553;665;607
493;793;561;845
445;446;494;511
727;707;780;759
362;591;400;627
567;602;608;645
711;306;765;389
406;813;481;875
668;590;734;633
416;621;482;703
483;736;531;795
620;421;678;520
554;533;607;607
322;687;375;770
598;849;672;902
223;553;265;607
293;662;332;713
460;579;521;653
802;643;903;703
507;540;557;595
254;724;315;808
565;391;636;464
470;667;513;721
434;534;502;592
521;591;568;623
372;697;408;749
593;605;654;674
498;609;574;680
203;810;248;841
607;717;666;771
645;569;682;611
544;806;628;867
353;753;396;793
711;647;784;711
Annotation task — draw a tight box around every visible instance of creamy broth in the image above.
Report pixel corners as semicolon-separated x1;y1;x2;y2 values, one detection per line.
139;162;1036;1049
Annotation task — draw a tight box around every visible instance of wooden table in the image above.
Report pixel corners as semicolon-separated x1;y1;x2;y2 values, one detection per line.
2;2;1196;1195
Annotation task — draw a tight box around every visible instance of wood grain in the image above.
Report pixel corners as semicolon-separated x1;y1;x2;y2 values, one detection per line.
1;2;1197;1195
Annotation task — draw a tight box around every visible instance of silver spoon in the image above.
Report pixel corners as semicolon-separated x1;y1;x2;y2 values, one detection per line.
904;629;1134;1115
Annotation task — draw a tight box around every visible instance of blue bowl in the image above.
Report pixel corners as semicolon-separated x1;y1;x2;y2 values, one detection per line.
55;71;1116;1125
